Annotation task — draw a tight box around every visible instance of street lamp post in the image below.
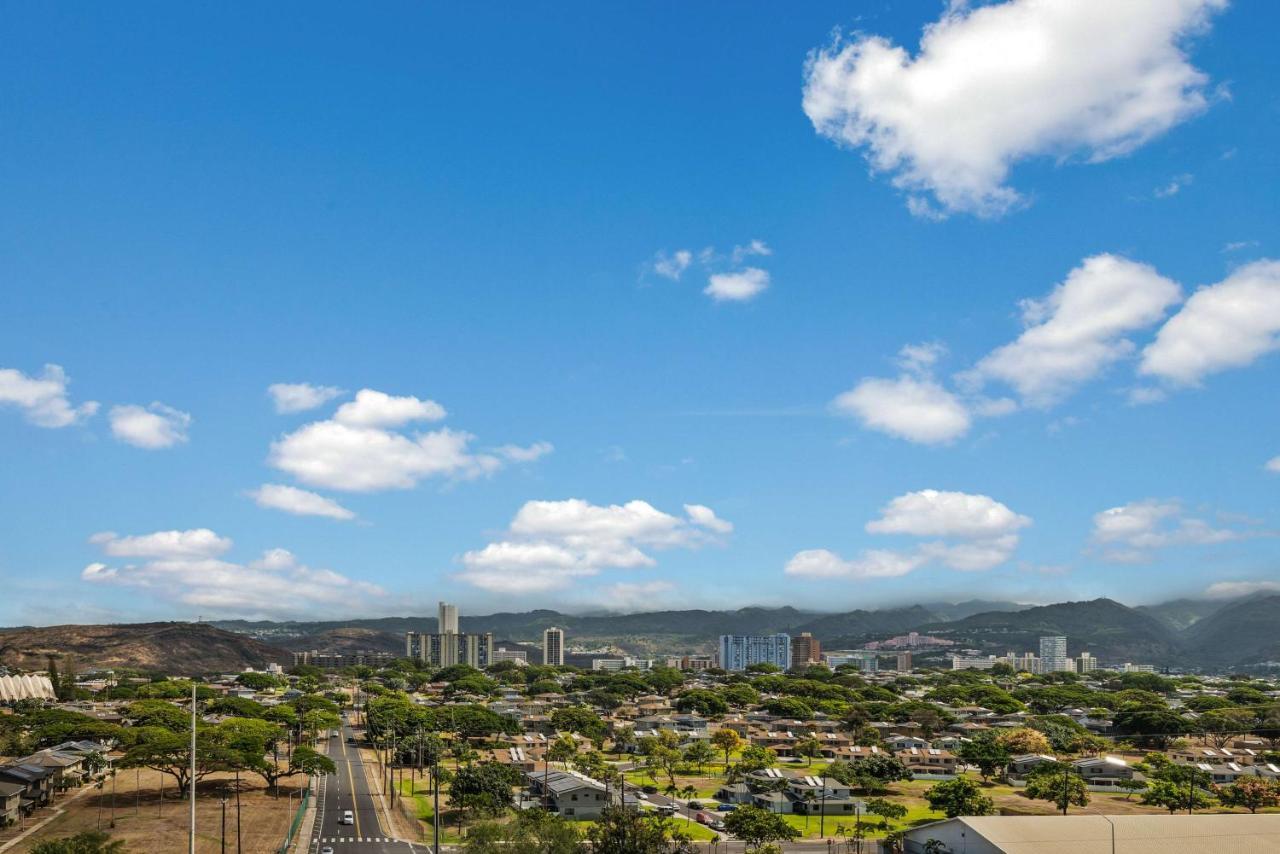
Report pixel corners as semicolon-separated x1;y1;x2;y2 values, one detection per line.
189;682;197;854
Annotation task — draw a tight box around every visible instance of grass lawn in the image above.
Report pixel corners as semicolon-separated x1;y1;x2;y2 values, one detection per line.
395;778;464;842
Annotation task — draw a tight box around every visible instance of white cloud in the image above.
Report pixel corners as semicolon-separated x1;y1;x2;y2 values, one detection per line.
1222;240;1259;253
1140;259;1280;386
109;403;192;449
268;388;535;492
456;498;731;593
1091;498;1249;562
897;342;947;375
705;267;770;302
652;249;693;281
1153;173;1193;199
248;484;356;521
0;364;98;428
82;530;383;618
271;421;492;491
1203;580;1280;599
267;382;344;414
1266;456;1280;474
731;239;772;263
785;548;924;580
965;255;1181;407
684;504;734;534
88;528;232;560
593;581;677;611
802;0;1225;216
833;375;970;444
333;389;446;428
647;241;775;301
494;441;555;463
787;489;1030;581
866;489;1031;539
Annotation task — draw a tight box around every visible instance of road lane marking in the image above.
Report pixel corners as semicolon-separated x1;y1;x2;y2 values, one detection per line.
341;729;363;839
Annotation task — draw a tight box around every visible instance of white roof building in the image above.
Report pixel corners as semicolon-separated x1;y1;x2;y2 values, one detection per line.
0;674;56;702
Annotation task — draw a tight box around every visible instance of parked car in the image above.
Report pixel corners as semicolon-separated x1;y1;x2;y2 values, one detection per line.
642;785;658;794
696;811;712;825
710;820;726;832
716;803;736;812
688;801;703;811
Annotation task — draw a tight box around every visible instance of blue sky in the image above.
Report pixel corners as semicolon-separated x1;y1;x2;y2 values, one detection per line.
1;1;1278;624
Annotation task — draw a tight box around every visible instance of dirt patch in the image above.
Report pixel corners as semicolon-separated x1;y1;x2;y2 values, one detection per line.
0;767;307;853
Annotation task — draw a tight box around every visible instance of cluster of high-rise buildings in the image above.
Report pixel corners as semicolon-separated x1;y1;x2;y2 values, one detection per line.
951;636;1156;674
716;632;912;673
404;605;568;668
405;601;496;668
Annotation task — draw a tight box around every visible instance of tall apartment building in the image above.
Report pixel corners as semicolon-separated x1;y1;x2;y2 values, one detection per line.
896;652;913;672
438;601;459;634
719;634;791;672
791;632;822;670
542;626;565;666
1039;636;1071;673
1076;652;1098;673
405;630;495;668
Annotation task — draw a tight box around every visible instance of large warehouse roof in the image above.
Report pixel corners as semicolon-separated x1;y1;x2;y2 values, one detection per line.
906;814;1280;854
0;674;57;702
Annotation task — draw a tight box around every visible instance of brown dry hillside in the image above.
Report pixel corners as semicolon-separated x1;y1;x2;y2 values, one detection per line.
0;621;290;674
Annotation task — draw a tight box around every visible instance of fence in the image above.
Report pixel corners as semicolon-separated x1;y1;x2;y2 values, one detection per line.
278;786;311;854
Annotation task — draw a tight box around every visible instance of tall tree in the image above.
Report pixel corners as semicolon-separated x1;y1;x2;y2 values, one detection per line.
924;777;996;819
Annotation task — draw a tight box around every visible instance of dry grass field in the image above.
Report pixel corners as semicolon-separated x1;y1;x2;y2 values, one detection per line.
0;767;308;853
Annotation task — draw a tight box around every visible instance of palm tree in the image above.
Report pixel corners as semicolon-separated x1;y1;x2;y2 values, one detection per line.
801;789;818;833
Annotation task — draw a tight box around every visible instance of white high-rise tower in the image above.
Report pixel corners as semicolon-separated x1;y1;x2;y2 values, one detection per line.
438;601;459;634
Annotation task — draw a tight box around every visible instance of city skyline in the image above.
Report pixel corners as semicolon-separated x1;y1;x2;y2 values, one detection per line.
2;1;1279;626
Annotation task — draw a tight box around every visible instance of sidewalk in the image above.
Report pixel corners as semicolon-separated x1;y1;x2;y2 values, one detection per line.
290;774;320;854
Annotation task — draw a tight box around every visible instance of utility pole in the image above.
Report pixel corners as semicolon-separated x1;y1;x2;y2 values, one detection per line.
189;681;197;854
819;769;827;839
432;755;440;854
235;768;242;854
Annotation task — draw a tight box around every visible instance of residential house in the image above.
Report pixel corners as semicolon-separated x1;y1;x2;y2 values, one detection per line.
1007;754;1058;778
884;735;931;753
0;764;53;808
0;782;22;827
525;769;608;820
1071;756;1135;788
899;747;959;778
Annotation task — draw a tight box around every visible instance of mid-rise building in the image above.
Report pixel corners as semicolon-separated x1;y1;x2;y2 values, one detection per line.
292;650;394;669
791;632;823;670
1001;651;1042;674
542;626;565;666
1076;652;1098;673
1039;636;1071;673
896;652;913;672
719;634;791;671
681;655;716;671
438;601;459;634
1120;662;1156;673
826;651;879;672
591;656;653;672
492;647;528;664
950;655;998;671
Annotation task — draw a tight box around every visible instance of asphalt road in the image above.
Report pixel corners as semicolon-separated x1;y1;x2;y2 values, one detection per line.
311;723;418;854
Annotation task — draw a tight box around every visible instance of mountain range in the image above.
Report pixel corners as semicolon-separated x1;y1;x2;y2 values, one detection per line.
3;595;1272;675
